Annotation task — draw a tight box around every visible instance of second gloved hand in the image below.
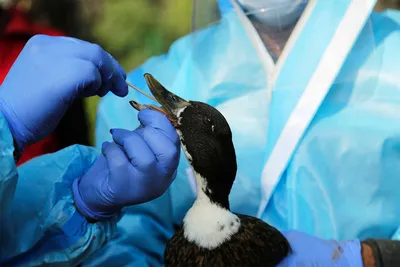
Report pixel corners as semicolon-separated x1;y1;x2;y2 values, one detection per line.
73;109;180;221
277;230;363;266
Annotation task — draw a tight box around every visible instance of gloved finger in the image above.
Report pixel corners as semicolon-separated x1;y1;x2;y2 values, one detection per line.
107;52;127;79
51;36;126;79
68;58;102;98
110;128;157;170
41;36;127;97
38;36;113;96
138;109;179;145
110;70;128;98
73;43;114;97
135;127;180;174
97;86;109;97
102;141;129;170
104;51;128;97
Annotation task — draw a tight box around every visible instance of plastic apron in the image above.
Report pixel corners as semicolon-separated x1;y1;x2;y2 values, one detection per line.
90;1;400;265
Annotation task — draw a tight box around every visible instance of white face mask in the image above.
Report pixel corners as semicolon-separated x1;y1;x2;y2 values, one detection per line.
237;0;308;29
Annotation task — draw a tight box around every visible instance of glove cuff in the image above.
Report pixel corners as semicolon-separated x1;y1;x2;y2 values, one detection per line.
72;178;118;222
0;100;27;151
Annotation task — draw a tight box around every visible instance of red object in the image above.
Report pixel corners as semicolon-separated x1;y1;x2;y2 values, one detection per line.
0;7;65;165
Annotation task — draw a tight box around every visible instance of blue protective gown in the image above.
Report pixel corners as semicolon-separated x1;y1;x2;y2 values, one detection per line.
87;0;400;266
0;112;119;266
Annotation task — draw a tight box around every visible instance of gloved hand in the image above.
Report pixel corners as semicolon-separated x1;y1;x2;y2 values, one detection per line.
0;34;128;151
277;230;363;266
73;109;180;221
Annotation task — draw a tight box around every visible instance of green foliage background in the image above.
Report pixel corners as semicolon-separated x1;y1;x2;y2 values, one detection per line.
84;0;192;144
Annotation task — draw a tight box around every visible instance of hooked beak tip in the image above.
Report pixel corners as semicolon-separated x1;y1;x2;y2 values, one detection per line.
143;73;189;118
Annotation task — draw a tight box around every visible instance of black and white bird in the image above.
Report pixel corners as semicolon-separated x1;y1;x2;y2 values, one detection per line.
131;73;291;267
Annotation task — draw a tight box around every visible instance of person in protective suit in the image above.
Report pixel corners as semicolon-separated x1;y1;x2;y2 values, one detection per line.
91;0;400;266
0;34;180;266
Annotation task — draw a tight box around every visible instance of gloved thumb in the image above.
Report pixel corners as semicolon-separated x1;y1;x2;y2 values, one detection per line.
138;109;179;144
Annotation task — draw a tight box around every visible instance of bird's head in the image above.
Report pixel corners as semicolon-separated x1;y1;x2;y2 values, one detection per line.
138;73;237;209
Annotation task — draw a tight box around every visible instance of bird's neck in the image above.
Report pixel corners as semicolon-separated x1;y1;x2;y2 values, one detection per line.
182;170;240;250
196;173;231;210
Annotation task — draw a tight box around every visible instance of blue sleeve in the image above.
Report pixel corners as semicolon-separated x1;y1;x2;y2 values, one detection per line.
0;112;19;221
0;114;120;266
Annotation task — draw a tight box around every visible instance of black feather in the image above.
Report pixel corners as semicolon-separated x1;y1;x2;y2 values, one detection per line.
165;214;291;267
165;101;291;266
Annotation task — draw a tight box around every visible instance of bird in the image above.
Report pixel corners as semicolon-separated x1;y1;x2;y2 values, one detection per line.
130;73;291;267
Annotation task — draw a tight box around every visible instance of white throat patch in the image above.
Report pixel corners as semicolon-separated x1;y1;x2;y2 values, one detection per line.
182;172;240;250
178;137;240;249
176;110;241;249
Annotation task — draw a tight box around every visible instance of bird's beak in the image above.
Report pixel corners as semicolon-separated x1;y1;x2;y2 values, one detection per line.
144;73;190;119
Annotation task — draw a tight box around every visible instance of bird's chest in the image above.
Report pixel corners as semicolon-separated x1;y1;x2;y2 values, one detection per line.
164;229;273;267
164;216;287;267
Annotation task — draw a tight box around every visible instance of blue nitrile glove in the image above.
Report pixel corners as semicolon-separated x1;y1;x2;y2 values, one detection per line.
73;109;180;221
277;230;363;266
0;34;128;152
